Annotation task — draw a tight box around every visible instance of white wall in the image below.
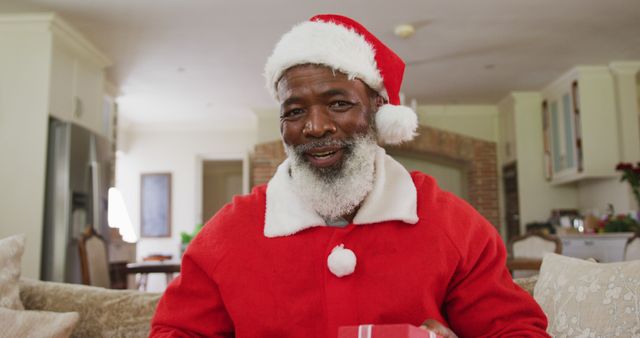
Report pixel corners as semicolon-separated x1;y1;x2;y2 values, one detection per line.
0;27;51;278
416;105;499;142
254;107;280;143
578;178;631;216
393;154;467;200
115;125;256;291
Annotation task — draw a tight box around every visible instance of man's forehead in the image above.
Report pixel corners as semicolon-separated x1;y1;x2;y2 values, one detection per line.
278;64;348;84
276;64;373;98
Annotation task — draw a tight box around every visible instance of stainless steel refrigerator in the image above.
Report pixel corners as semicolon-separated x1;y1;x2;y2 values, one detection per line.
41;118;113;283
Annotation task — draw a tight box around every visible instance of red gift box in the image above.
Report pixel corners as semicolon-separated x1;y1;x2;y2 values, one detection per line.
338;324;443;338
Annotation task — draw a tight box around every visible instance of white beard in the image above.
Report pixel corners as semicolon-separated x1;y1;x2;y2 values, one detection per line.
285;134;378;221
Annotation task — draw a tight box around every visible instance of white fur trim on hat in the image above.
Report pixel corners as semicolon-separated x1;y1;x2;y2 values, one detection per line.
327;244;356;277
264;20;384;100
375;104;418;145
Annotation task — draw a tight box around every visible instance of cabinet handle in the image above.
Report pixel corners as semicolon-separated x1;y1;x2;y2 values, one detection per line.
73;96;83;118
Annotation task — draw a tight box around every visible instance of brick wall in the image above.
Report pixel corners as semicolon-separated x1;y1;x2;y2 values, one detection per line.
251;125;499;228
252;141;286;187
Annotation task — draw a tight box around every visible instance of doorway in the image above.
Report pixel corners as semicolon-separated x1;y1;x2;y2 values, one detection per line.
503;162;520;240
202;160;243;222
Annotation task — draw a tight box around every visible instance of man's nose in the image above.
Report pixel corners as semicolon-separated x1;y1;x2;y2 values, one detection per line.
302;107;336;138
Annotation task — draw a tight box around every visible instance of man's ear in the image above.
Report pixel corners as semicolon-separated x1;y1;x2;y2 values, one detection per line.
374;94;386;109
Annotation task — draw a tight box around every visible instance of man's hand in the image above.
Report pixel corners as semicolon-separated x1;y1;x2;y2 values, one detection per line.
421;319;458;338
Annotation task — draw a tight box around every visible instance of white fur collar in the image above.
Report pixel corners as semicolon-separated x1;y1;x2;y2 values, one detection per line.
264;146;418;238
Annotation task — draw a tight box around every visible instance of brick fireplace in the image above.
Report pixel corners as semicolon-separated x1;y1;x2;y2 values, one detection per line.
251;125;499;228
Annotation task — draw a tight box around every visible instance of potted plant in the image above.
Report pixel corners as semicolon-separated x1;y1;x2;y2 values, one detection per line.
616;162;640;209
180;223;203;256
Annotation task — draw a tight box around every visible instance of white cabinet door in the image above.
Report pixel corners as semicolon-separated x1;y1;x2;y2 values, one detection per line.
73;57;104;134
49;44;74;121
542;67;619;184
48;40;105;136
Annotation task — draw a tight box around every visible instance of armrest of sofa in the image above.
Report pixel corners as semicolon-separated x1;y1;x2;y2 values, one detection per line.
19;278;161;338
513;275;538;296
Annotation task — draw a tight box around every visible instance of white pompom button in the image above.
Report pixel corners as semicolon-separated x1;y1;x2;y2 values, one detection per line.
327;244;356;277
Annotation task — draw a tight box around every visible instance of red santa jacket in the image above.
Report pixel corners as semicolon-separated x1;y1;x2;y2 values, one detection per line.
150;150;548;338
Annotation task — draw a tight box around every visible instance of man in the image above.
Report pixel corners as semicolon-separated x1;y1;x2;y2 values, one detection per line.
150;14;549;338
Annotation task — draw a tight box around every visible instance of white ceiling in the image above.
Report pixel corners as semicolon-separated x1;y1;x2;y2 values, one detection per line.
2;0;640;128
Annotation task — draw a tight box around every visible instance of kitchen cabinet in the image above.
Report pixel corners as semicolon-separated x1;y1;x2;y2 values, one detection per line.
541;67;619;184
47;15;111;137
559;233;634;262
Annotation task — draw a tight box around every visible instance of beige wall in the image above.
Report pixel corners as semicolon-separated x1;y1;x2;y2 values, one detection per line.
393;154;467;200
115;126;256;291
254;107;280;143
0;27;52;278
416;105;499;142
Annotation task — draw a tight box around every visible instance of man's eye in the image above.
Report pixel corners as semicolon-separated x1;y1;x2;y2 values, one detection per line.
329;101;354;110
282;108;304;118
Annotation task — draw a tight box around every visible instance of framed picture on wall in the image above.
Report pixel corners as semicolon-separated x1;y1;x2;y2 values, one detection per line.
140;173;172;237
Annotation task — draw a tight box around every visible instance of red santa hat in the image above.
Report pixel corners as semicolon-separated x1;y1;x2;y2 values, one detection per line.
264;14;418;145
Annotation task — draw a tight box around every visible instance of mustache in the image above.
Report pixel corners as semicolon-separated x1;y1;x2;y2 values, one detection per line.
291;138;355;155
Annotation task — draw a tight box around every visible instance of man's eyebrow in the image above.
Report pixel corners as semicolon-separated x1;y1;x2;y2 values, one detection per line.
320;88;350;98
281;88;352;107
281;96;302;107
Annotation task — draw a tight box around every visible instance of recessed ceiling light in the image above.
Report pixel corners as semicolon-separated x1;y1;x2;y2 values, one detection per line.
394;24;416;39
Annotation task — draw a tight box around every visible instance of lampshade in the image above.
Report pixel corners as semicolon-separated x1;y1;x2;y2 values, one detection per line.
107;187;138;243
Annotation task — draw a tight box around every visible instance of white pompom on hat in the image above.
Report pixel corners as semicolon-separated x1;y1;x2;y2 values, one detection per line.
264;14;418;145
327;244;356;277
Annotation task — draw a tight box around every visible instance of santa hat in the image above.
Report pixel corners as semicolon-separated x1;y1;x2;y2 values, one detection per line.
264;14;418;145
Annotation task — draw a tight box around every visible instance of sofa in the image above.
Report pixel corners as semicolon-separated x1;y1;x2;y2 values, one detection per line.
19;278;160;337
15;274;539;337
20;257;640;337
4;234;640;337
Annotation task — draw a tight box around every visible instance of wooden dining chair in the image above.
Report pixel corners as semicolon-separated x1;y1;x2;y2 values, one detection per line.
507;231;562;277
624;233;640;261
78;226;111;288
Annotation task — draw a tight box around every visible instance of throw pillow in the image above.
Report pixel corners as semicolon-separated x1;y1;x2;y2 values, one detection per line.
534;253;640;337
0;234;25;310
0;307;79;338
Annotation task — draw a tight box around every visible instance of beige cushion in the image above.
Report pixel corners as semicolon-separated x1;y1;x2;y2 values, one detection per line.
0;307;79;338
20;278;161;338
534;253;640;337
0;234;25;310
